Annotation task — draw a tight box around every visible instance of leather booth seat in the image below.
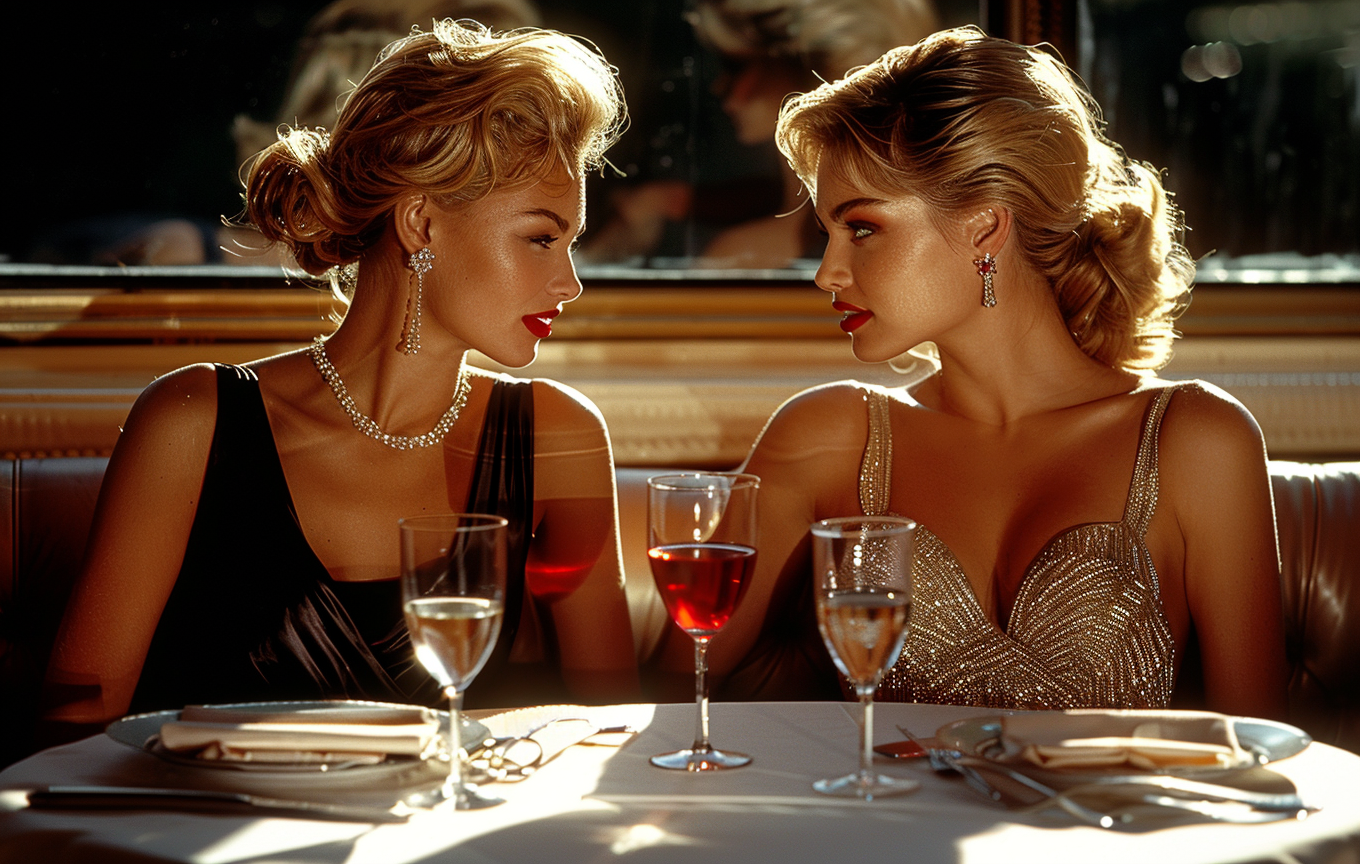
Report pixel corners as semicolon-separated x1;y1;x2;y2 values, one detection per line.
3;458;1358;767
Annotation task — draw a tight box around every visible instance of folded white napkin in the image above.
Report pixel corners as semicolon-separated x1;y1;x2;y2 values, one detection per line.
158;704;441;765
997;709;1249;771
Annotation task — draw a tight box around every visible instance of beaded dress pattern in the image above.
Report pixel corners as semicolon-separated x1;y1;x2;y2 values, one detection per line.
862;384;1179;710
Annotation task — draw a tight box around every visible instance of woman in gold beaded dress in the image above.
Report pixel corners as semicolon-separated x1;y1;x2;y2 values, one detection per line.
41;20;638;745
681;27;1289;717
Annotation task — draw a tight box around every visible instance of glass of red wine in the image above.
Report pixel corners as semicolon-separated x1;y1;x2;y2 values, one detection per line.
646;472;759;771
811;516;918;799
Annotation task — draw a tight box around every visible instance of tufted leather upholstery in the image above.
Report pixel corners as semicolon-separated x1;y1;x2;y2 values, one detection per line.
2;458;1358;768
1;457;106;767
1270;463;1360;751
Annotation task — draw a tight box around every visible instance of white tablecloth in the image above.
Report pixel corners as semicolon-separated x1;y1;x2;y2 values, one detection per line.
2;701;1358;864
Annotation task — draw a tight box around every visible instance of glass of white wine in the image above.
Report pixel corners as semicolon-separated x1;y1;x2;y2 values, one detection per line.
400;513;508;810
811;516;919;800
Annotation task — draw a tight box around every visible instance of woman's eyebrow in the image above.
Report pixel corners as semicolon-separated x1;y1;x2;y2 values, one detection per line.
828;197;885;223
523;208;571;232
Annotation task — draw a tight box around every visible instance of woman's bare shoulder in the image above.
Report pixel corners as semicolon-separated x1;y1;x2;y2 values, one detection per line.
1153;379;1269;497
123;363;221;439
100;364;221;516
748;380;889;463
1156;379;1265;456
524;375;606;432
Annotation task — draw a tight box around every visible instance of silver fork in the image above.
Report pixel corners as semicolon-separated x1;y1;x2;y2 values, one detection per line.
897;724;1117;828
896;725;1001;803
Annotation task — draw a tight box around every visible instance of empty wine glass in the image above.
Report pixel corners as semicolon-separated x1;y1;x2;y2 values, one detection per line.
400;513;508;810
647;472;759;771
811;516;919;799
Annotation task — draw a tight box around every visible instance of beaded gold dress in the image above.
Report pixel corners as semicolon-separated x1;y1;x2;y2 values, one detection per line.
863;384;1179;710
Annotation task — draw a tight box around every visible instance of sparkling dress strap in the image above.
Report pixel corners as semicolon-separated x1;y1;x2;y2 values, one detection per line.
1123;386;1180;536
858;386;894;517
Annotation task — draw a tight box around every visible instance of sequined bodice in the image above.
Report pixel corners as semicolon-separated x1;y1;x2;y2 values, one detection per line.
864;385;1178;710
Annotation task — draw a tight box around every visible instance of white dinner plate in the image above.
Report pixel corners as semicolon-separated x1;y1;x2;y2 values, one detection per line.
106;700;489;775
936;714;1312;779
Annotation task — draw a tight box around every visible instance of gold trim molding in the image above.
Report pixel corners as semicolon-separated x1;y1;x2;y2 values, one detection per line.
2;281;1359;344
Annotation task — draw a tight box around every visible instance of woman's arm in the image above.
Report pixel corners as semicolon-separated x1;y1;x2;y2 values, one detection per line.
529;380;639;702
1159;383;1290;719
38;364;219;741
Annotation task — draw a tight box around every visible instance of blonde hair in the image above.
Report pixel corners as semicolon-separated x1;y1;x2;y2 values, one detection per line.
244;19;625;275
777;26;1193;371
689;0;938;80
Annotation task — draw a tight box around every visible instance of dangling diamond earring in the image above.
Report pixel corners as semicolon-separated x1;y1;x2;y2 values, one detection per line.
400;247;434;354
974;252;998;308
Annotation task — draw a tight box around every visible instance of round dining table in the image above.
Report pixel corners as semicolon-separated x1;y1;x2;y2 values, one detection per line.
1;701;1357;864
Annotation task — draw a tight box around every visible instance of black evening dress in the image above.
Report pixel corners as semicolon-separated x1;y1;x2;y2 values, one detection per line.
130;363;551;713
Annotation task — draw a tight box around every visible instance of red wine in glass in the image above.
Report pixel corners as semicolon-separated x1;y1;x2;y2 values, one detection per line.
646;472;759;772
648;542;756;635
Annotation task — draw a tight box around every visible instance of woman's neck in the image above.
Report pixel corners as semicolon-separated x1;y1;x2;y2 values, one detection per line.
920;275;1140;427
320;243;473;434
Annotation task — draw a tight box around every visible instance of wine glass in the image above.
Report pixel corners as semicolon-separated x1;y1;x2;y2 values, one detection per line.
811;516;919;799
646;472;759;771
400;513;508;810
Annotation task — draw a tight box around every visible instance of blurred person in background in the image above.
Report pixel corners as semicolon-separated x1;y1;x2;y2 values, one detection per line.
31;0;542;267
690;0;938;268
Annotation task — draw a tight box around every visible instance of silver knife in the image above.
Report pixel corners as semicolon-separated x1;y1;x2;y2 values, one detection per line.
27;785;410;823
1051;772;1314;813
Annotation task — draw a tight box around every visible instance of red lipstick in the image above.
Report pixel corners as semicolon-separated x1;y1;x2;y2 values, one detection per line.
522;309;559;339
832;300;871;333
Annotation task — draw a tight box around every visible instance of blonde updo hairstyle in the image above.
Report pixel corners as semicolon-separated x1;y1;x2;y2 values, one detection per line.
244;19;625;278
777;26;1193;371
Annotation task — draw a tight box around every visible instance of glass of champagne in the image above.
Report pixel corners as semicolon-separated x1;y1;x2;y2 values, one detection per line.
647;472;759;771
400;513;508;810
811;516;919;799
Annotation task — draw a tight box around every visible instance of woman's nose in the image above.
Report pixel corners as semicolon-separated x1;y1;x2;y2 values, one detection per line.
814;245;848;294
555;254;584;304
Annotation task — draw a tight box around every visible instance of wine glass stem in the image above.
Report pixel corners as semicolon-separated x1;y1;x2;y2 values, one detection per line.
692;636;713;754
445;685;466;798
856;684;875;782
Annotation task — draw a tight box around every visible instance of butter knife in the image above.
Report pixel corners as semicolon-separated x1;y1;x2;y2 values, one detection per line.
27;785;409;823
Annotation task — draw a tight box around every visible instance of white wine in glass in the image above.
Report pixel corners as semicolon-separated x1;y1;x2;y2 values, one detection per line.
811;516;919;799
400;513;507;810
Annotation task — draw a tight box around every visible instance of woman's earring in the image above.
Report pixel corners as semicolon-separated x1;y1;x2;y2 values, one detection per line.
974;253;998;308
400;247;435;354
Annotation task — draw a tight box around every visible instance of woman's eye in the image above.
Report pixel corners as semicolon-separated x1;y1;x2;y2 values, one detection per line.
852;225;874;240
568;236;582;253
531;234;559;249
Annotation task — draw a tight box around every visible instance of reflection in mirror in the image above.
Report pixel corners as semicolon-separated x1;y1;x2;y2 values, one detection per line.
1082;0;1360;282
8;1;1354;281
4;0;977;277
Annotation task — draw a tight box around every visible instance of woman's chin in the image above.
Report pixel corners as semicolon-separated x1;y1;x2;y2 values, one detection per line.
848;339;897;366
491;342;540;370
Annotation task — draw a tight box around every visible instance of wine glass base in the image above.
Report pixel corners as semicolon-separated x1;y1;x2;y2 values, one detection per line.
405;783;504;810
650;747;751;771
813;773;919;800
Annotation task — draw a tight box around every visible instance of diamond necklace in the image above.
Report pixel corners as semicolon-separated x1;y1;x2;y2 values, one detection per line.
309;338;471;450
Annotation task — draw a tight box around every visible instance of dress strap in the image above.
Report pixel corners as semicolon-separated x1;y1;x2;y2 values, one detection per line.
1123;385;1180;535
858;386;893;517
466;378;534;670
